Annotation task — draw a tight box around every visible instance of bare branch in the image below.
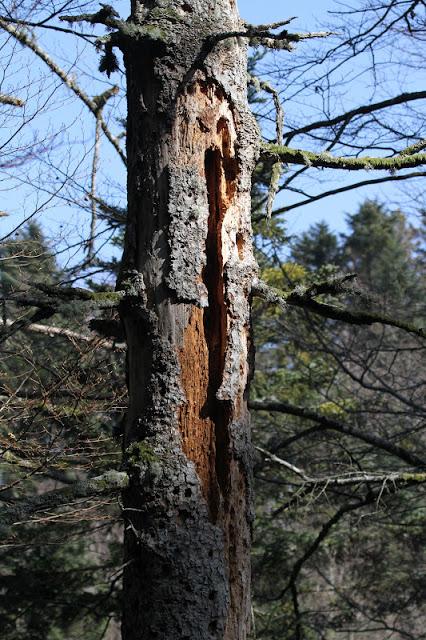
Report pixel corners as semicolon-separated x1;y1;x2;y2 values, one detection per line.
0;13;99;40
0;18;125;164
276;470;426;602
256;446;426;487
248;28;333;51
250;400;426;468
255;445;309;480
210;25;332;52
285;91;426;143
248;75;284;218
262;144;426;170
0;92;24;107
252;278;425;339
263;171;426;220
248;75;283;144
60;6;121;29
87;86;119;258
0;470;129;533
246;18;298;31
277;495;375;599
0;307;56;345
1;318;125;351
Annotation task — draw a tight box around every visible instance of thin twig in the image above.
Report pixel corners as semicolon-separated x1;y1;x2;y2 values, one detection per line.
0;19;125;164
250;400;426;468
252;278;425;339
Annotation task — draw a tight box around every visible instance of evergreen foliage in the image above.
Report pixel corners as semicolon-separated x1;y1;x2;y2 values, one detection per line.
0;225;123;640
250;200;426;639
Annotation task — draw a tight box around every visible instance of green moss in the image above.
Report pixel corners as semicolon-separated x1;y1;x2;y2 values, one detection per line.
401;472;426;483
119;22;168;43
263;143;426;171
91;291;123;302
143;24;168;40
3;450;35;468
90;470;129;491
125;441;158;467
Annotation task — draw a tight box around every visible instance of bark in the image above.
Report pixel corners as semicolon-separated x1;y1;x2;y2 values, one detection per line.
119;1;259;639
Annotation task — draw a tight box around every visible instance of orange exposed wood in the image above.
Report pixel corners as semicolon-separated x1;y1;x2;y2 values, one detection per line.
177;80;239;520
178;308;221;518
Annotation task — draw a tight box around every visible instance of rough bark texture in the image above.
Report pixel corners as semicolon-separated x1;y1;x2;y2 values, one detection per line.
119;1;258;638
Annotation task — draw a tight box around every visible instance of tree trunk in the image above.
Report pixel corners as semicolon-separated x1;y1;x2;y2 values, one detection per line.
120;1;259;638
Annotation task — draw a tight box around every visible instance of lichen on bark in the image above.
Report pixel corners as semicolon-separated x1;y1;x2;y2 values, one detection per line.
119;1;259;638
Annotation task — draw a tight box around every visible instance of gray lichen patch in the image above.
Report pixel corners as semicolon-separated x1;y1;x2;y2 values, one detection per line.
167;166;209;305
216;214;258;403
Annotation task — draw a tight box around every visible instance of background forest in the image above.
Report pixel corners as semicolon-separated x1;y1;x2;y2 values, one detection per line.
0;0;425;639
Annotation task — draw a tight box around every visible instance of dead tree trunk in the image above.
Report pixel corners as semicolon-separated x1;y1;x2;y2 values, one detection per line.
119;1;259;638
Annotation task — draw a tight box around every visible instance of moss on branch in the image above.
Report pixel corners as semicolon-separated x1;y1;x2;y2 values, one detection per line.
0;470;129;534
263;143;426;171
252;277;425;339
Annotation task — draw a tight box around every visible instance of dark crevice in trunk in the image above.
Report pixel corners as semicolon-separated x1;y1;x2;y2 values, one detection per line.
203;147;232;519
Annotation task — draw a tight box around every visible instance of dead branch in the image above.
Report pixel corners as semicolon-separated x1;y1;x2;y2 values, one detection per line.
1;318;125;351
250;400;426;468
262;144;426;170
252;278;425;339
0;92;24;107
0;470;129;533
256;445;426;486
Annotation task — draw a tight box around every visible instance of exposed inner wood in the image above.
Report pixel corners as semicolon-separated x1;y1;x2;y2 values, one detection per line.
178;82;238;521
203;146;232;514
179;307;220;517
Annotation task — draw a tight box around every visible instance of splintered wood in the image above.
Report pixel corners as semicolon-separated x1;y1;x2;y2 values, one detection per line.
177;81;240;519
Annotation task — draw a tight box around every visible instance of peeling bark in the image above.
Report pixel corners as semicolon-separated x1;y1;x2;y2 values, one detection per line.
119;2;259;638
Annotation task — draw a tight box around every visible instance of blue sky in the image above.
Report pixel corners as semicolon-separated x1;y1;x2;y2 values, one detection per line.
238;0;424;237
241;0;353;236
0;0;423;263
239;0;335;28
